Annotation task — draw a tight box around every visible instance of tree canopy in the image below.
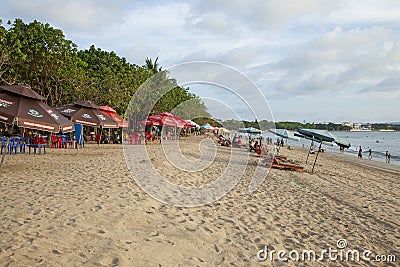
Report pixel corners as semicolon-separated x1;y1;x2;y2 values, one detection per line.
0;18;210;121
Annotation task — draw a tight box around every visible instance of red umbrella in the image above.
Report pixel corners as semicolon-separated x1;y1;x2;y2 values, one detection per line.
149;112;189;128
99;105;128;128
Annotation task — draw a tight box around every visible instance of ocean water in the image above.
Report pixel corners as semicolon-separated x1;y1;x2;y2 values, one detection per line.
333;131;400;165
263;131;400;166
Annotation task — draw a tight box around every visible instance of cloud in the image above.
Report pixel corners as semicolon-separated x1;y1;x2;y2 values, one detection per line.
249;25;400;98
0;0;129;33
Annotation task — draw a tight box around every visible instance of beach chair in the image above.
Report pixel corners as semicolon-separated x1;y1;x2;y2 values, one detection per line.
7;137;19;155
59;135;70;148
27;137;47;154
263;156;304;171
15;137;26;153
0;137;7;154
51;135;59;148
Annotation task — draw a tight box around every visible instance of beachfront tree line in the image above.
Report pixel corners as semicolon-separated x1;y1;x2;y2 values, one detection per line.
222;120;400;131
0;18;209;119
221;120;352;131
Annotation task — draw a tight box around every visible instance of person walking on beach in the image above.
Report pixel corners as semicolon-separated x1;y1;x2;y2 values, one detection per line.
388;152;391;164
368;148;372;160
358;146;362;159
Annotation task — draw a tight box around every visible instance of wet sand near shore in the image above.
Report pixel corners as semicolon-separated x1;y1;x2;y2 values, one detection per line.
0;136;398;266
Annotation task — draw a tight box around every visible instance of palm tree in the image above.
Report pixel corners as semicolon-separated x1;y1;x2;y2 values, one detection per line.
145;57;162;74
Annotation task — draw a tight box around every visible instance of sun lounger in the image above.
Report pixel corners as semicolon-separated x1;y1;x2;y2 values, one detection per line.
263;156;304;171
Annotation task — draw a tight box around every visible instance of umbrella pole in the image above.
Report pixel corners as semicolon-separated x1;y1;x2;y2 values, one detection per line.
311;142;322;174
0;138;9;168
306;140;313;164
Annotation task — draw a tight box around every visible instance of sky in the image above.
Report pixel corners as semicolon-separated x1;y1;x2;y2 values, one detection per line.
1;0;400;123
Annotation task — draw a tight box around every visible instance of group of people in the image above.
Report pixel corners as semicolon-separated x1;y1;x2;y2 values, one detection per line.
358;146;391;164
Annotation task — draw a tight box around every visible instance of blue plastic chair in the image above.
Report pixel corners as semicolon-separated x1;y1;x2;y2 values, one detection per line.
8;138;19;155
0;137;7;155
60;135;68;148
15;137;26;153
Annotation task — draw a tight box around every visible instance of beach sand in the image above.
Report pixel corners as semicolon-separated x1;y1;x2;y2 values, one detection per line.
0;136;399;266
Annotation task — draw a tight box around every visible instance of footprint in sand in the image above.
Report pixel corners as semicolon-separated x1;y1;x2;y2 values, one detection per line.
33;209;41;215
65;218;75;225
92;205;102;211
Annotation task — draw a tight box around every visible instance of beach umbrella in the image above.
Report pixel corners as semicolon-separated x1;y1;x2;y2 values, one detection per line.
219;127;230;133
200;123;215;130
56;100;118;128
185;120;200;128
139;119;160;126
268;129;300;142
147;112;188;128
296;129;335;173
333;137;351;149
0;84;45;101
0;85;74;133
99;105;128;128
238;127;262;134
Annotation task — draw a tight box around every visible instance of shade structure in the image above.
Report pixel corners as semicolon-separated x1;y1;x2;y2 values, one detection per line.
296;128;339;174
146;112;188;128
333;137;351;148
139;119;160;126
297;129;334;142
185;120;200;128
238;127;262;134
218;127;230;133
56;101;118;128
268;129;300;141
99;105;128;128
297;129;350;148
200;123;215;130
0;84;45;101
0;91;74;133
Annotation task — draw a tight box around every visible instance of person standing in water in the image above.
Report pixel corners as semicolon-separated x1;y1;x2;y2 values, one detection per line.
368;148;372;160
358;146;362;159
388;152;391;164
385;151;389;163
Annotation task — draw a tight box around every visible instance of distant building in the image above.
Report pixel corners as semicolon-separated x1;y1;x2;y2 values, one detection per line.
350;123;372;132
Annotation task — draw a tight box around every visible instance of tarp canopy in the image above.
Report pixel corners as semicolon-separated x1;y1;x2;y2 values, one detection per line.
200;123;215;130
297;129;334;142
0;90;74;133
218;127;230;133
99;105;128;128
268;128;300;141
296;128;350;173
0;84;45;101
146;112;188;128
297;128;350;148
238;127;262;134
185;120;200;128
56;101;118;128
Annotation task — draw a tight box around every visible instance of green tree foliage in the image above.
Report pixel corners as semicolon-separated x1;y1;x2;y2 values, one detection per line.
0;18;209;120
0;19;87;107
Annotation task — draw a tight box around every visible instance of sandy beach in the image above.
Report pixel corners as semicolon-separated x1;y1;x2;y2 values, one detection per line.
0;136;399;266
